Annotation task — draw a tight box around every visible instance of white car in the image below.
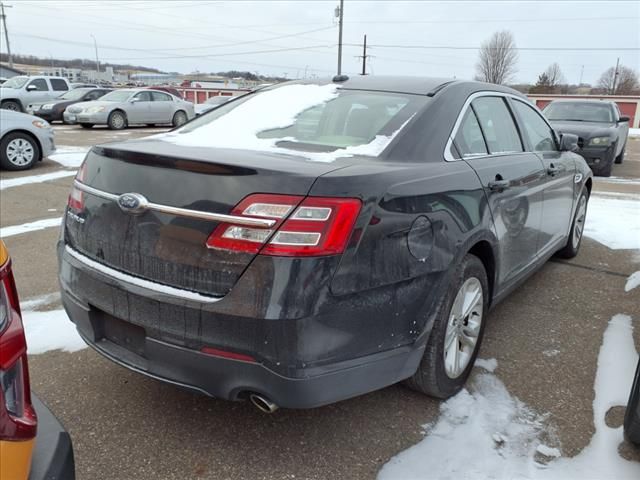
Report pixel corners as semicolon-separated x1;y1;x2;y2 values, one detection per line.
64;89;195;129
0;76;71;112
0;110;55;170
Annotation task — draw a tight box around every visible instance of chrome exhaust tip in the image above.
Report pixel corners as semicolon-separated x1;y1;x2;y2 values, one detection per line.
249;393;279;414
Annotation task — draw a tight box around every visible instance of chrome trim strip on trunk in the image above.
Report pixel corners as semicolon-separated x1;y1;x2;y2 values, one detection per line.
65;246;222;304
73;180;277;228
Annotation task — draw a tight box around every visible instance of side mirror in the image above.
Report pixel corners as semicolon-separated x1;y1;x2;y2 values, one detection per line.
130;97;143;103
26;84;38;91
559;133;579;152
618;115;630;123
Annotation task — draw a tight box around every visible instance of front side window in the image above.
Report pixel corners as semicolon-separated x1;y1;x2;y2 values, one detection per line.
454;108;487;157
27;79;48;91
471;97;523;154
133;91;152;102
50;79;69;91
151;91;172;102
512;100;557;152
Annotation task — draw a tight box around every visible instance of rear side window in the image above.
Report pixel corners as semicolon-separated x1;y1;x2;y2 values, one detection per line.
471;97;523;154
50;79;69;91
151;91;172;101
454;108;487;157
27;79;48;91
512;100;557;152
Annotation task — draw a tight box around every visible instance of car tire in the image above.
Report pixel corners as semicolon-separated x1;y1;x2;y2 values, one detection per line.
615;146;625;164
405;254;489;399
0;132;40;170
80;124;94;129
108;111;127;130
556;186;589;259
1;100;22;112
624;358;640;444
172;110;188;128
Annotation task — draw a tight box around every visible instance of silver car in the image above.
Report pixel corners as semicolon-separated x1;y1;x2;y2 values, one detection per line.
0;110;55;170
64;89;195;130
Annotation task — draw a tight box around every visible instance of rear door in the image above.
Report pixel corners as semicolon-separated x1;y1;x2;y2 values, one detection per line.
510;98;575;255
454;94;546;287
150;91;175;123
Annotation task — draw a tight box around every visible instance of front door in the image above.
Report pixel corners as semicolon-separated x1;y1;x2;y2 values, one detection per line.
454;95;546;288
25;78;51;106
128;91;153;123
510;98;575;256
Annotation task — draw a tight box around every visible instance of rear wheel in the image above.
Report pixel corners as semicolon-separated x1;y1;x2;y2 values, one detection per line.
556;186;589;259
1;100;22;112
108;111;127;130
172;110;188;128
80;123;94;129
0;132;40;170
624;359;640;444
405;254;488;399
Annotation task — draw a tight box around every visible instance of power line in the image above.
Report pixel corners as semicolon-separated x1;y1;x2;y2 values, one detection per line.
345;43;640;52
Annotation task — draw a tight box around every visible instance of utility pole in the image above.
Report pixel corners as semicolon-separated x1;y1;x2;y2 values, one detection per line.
336;0;344;75
90;34;100;75
579;65;584;85
356;34;371;75
611;57;620;95
0;2;13;68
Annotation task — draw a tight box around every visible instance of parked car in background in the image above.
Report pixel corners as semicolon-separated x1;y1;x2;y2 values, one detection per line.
0;76;71;112
543;100;629;177
625;356;640;444
144;85;183;99
194;95;233;116
58;77;592;412
0;240;76;480
0;110;54;170
65;88;195;129
70;83;99;89
30;88;112;123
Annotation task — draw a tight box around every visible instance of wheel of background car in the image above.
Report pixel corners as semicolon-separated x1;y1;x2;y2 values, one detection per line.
624;358;640;444
615;146;625;164
108;111;127;130
172;110;187;127
404;253;488;399
0;132;40;170
556;186;589;259
80;124;94;129
1;100;22;112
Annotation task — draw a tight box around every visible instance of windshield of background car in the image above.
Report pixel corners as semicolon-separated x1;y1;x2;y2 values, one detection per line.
58;89;88;100
99;90;133;102
2;76;28;89
171;84;426;156
544;102;613;122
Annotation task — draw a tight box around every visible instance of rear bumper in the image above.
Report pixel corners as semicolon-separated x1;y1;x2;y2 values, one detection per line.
29;393;75;480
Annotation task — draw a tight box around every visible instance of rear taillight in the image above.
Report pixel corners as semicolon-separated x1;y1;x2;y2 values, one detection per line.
68;161;87;211
0;257;37;441
206;194;362;257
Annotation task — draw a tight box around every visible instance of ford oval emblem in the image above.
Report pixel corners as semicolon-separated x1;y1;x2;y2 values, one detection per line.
117;193;149;214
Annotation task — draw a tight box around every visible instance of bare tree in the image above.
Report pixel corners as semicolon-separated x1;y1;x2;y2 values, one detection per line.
598;65;639;95
474;31;518;85
545;63;565;87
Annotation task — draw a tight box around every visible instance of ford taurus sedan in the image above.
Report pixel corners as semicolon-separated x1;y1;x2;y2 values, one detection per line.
57;76;592;411
64;88;195;130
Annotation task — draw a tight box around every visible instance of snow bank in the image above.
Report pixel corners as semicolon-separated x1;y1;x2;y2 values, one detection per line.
47;145;89;168
378;314;640;480
0;217;61;238
474;357;498;372
0;170;76;190
626;271;640;292
22;307;87;354
584;196;640;250
161;84;406;162
628;128;640;138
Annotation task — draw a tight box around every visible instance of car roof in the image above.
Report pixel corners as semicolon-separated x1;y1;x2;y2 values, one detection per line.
547;99;615;106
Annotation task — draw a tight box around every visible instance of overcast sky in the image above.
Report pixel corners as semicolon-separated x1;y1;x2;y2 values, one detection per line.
4;0;639;84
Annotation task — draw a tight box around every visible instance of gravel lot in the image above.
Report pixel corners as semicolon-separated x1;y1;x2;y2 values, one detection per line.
1;124;639;479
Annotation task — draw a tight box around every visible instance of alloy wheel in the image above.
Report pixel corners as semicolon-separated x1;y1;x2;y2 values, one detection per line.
6;138;35;166
572;195;587;249
444;277;483;379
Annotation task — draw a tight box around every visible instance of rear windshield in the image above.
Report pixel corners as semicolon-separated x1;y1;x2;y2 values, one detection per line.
167;83;426;160
544;102;613;122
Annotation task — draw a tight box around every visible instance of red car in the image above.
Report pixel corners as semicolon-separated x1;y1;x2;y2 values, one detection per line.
144;85;182;99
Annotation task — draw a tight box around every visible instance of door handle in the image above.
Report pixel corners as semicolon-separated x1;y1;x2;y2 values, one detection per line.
547;164;561;176
488;179;510;192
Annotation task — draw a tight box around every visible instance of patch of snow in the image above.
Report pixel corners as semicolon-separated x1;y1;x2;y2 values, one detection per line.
0;217;62;238
625;271;640;292
595;176;640;185
20;293;60;311
48;145;89;168
379;314;640;480
628;128;640;138
475;357;498;372
22;307;87;354
0;170;76;190
584;196;640;250
160;84;410;163
542;349;560;357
